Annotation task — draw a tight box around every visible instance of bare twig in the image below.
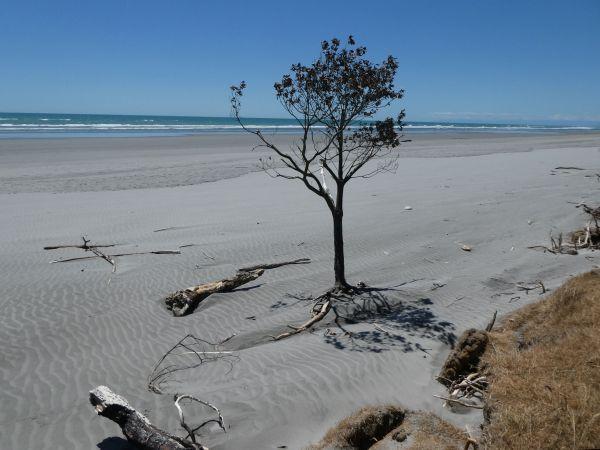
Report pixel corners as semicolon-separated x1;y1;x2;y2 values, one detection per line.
237;258;311;272
147;334;239;395
516;280;546;294
433;394;484;409
485;311;497;332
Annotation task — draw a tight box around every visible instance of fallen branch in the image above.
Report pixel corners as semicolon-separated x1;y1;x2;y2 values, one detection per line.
272;296;332;341
237;258;310;272
555;166;584;171
527;245;557;254
165;269;264;316
528;232;578;255
43;243;118;250
45;236;183;274
50;250;181;264
90;385;204;450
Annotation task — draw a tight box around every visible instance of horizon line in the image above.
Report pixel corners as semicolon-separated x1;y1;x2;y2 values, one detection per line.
1;111;599;127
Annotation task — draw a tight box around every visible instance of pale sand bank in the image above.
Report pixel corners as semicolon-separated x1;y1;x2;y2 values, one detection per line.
0;132;599;449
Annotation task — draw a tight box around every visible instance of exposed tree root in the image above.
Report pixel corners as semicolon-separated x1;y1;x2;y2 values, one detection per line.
272;294;332;341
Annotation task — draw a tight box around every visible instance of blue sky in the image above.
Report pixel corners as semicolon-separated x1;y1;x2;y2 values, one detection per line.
1;0;599;124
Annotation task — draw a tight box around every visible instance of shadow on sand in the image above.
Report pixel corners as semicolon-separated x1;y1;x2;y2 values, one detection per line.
97;437;135;450
320;287;457;353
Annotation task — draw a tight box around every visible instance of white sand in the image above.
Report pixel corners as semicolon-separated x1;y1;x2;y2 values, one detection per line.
0;132;598;449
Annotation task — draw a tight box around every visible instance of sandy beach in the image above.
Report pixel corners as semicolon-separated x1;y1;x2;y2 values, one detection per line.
1;131;599;449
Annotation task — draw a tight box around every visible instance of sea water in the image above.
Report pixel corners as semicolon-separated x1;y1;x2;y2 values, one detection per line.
0;112;595;138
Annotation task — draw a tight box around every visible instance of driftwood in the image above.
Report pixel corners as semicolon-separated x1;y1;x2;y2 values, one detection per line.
50;250;181;264
90;385;205;450
165;269;264;316
529;204;600;255
237;258;310;273
433;394;484;409
528;232;578;255
435;371;488;410
164;259;311;316
45;236;182;273
576;203;600;238
43;243;118;250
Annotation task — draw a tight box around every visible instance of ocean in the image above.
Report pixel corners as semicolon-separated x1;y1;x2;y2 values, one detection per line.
0;112;596;138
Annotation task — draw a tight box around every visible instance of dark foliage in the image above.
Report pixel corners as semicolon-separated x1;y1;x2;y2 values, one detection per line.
231;36;406;287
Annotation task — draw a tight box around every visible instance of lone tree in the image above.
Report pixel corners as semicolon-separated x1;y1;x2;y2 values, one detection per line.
231;36;405;291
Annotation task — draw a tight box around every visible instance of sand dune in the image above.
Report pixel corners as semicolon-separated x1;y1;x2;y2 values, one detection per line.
0;132;598;449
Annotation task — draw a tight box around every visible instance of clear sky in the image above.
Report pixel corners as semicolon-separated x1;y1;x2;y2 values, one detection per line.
1;0;599;124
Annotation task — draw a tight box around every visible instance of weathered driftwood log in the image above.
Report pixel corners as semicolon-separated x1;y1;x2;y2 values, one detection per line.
237;257;310;273
89;385;204;450
437;328;488;387
165;269;264;316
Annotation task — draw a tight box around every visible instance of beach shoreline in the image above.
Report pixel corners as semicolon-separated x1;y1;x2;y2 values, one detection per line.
1;132;599;449
1;131;599;194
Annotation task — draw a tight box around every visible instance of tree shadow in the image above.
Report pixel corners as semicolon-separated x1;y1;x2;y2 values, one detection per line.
324;289;456;353
97;437;135;450
232;283;263;292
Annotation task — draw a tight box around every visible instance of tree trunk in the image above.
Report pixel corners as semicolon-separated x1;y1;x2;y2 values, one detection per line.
332;209;348;289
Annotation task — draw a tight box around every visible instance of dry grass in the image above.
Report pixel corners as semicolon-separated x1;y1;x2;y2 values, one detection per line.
378;411;469;450
309;405;405;449
309;406;468;450
481;269;600;449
